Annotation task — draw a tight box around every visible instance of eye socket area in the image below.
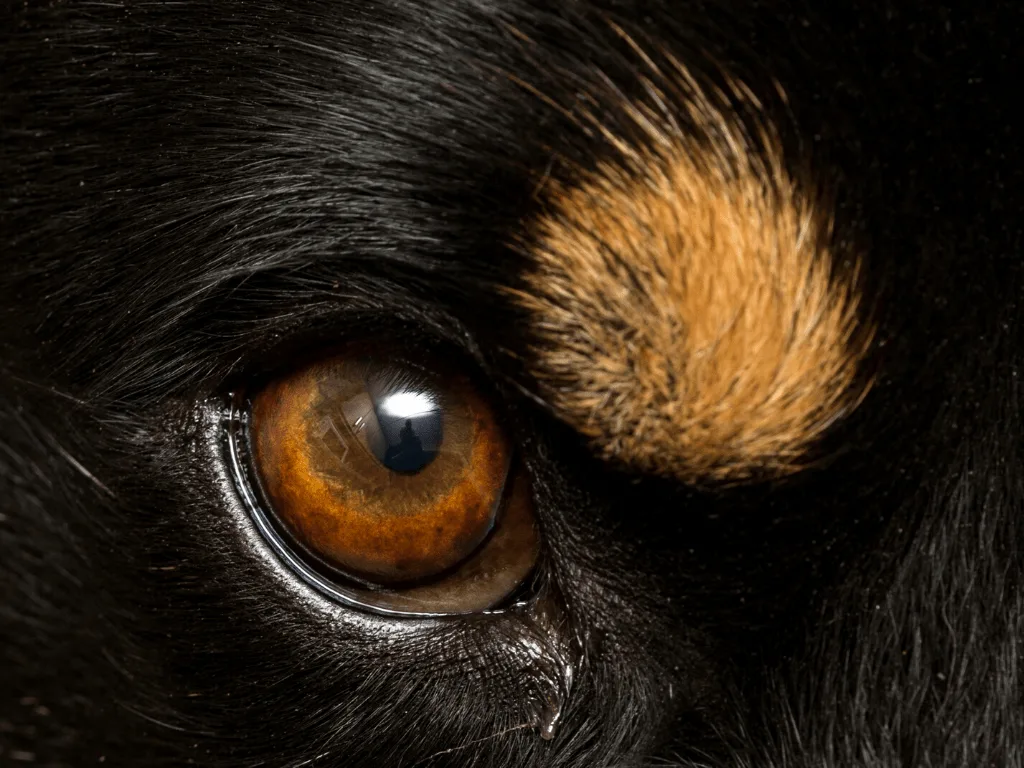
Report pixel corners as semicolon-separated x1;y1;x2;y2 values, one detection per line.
235;350;540;616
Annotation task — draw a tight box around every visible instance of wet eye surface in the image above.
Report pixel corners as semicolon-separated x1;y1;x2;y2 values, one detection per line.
230;350;540;616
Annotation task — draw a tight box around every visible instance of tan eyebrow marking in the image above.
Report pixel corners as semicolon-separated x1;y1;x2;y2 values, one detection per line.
511;49;875;486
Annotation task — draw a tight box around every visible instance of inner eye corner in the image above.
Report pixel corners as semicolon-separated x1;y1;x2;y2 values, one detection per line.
220;351;542;619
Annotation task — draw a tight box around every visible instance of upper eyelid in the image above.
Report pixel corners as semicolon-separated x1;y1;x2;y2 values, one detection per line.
78;264;480;403
211;304;485;395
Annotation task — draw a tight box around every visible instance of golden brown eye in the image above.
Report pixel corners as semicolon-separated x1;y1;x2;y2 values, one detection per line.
241;351;539;615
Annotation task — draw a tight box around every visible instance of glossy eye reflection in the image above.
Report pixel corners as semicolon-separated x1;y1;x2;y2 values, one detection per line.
241;352;539;615
364;384;443;475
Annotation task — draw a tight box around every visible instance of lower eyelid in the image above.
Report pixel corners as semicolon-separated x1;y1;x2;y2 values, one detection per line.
204;397;423;621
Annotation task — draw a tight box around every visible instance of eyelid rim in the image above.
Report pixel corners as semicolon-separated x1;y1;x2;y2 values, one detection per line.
214;308;490;403
222;393;530;619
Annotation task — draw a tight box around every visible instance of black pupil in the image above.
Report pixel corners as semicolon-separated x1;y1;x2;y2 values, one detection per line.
369;385;443;474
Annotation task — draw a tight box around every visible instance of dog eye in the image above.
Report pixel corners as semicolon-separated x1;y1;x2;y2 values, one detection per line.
232;350;540;616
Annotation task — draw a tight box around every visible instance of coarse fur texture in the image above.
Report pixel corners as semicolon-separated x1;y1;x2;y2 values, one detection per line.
2;2;1023;768
515;46;874;484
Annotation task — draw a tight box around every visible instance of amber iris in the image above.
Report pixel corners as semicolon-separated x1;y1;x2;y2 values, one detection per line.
249;353;538;611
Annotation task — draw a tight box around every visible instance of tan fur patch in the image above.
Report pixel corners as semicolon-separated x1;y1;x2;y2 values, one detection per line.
512;48;874;485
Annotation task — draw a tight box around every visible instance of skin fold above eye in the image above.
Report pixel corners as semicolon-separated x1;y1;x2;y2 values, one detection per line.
241;352;540;615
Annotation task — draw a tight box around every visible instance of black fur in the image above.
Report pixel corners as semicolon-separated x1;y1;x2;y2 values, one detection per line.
2;2;1022;766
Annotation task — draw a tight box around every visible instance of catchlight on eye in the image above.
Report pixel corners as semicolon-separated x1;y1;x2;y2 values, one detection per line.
227;352;540;616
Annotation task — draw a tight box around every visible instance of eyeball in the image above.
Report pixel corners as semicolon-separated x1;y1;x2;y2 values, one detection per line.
232;351;540;615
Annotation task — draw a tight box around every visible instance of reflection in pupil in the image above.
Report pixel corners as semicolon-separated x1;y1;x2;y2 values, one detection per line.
373;389;442;474
382;418;427;473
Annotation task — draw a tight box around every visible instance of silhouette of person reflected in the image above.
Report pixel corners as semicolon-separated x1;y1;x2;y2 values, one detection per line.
383;418;430;473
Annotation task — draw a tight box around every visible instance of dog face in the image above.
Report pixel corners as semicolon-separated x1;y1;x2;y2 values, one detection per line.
2;2;1021;766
